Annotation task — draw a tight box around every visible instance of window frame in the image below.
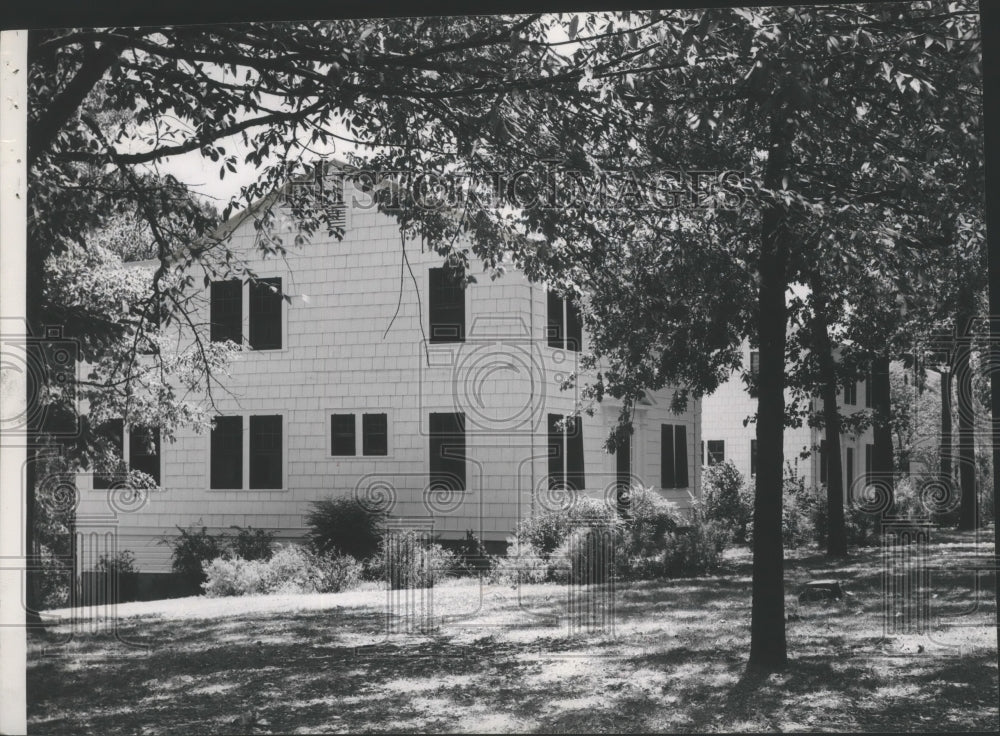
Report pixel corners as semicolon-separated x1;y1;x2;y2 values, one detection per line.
326;410;394;458
429;411;467;492
428;266;467;344
206;412;288;492
546;288;583;352
92;419;163;489
706;439;725;467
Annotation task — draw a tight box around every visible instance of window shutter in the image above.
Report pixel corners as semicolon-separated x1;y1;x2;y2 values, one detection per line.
362;413;388;456
210;280;242;344
566;415;585;491
661;424;676;489
546;290;563;348
547;413;564;489
565;298;583;352
249;277;282;350
93;418;124;489
429;412;466;491
674;425;688;488
250;415;282;489
129;426;161;486
429;267;465;343
210;416;243;489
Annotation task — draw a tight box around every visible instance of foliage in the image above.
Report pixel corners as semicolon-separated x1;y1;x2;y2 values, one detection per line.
446;530;494;576
94;549;139;577
227;526;276;562
551;520;626;585
512;496;619;555
701;462;753;545
623;486;685;555
37;545;72;610
160;523;228;593
488;541;550;586
202;545;363;597
365;531;457;590
305;496;386;560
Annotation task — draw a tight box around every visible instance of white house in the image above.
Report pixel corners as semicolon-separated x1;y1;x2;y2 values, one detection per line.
74;173;701;594
701;340;875;495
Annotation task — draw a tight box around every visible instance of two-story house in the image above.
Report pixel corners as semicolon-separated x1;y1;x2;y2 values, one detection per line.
74;172;701;596
701;340;875;496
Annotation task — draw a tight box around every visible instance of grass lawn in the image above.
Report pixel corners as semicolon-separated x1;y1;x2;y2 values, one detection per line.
28;529;998;734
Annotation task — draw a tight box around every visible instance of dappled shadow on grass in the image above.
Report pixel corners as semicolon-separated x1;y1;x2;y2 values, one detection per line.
27;531;998;734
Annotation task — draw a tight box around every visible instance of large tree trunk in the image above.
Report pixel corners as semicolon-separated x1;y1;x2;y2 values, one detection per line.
871;354;894;525
940;369;952;484
956;312;977;530
809;277;847;556
748;102;792;674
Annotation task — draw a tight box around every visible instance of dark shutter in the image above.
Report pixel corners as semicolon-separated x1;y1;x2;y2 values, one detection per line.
429;267;465;343
616;429;631;515
845;447;854;491
210;280;242;344
249;277;282;350
546;290;563;348
674;425;688;488
331;414;356;456
548;413;564;489
750;351;760;377
661;424;676;488
129;426;160;485
865;443;873;485
429;412;466;491
565;298;583;352
750;439;758;477
249;415;282;489
210;416;243;489
362;413;388;456
566;416;585;491
93;418;124;489
820;439;828;484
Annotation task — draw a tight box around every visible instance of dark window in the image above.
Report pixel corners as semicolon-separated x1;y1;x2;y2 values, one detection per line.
864;375;872;408
661;424;689;488
249;415;282;489
706;440;725;466
865;443;874;485
362;413;388;456
820;439;828;484
750;351;760;377
546;290;563;349
845;447;855;491
129;426;160;485
750;439;758;477
93;418;124;489
566;415;585;491
843;379;857;406
616;429;631;514
210;280;242;344
546;289;582;352
429;412;466;491
210;416;243;489
547;413;585;490
701;440;705;466
429;267;465;343
331;414;356;456
565;299;583;352
249;277;282;350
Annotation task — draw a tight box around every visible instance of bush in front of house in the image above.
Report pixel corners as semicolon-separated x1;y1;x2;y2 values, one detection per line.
365;530;457;590
202;544;363;597
94;550;140;603
488;540;550;585
228;525;276;561
624;486;685;555
161;523;228;593
551;521;625;585
701;461;754;545
305;496;386;560
447;530;494;576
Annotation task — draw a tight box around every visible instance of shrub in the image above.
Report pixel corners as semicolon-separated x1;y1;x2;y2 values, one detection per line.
488;540;550;585
512;496;618;554
305;496;385;559
624;486;684;556
94;549;140;603
366;530;456;589
746;477;818;549
813;487;880;548
552;521;624;585
702;462;753;544
37;545;71;610
161;523;228;593
202;544;363;597
448;530;494;576
660;519;728;577
228;525;275;561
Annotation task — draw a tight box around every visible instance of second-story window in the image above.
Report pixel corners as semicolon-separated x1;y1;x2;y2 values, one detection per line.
210;280;242;344
546;289;582;351
843;379;857;406
331;414;356;456
362;413;388;456
429;266;465;343
249;278;283;350
129;426;161;486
